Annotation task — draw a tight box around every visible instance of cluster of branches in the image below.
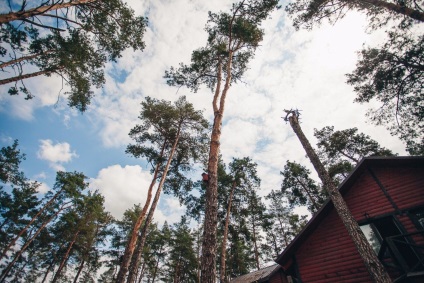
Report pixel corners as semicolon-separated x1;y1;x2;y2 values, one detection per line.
0;141;113;283
0;0;147;111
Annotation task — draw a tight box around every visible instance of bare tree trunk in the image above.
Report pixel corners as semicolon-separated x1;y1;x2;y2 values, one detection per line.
0;0;96;24
285;111;392;283
0;70;53;86
127;126;182;283
116;142;166;283
219;181;237;283
51;230;80;283
201;47;234;283
0;52;52;69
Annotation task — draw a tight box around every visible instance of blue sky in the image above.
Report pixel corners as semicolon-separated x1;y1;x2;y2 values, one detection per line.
0;0;409;223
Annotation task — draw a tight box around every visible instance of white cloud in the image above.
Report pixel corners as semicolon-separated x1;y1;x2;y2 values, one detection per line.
37;139;78;171
90;164;186;225
90;165;153;219
36;182;50;194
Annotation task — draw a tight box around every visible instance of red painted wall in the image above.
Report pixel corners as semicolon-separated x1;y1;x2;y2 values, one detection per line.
293;165;424;283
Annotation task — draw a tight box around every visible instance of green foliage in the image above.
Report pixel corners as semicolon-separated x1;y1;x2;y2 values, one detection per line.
281;160;326;213
314;126;396;182
285;0;423;31
1;0;147;111
346;33;424;155
165;0;278;93
161;217;198;282
127;96;209;200
263;190;307;258
0;140;26;185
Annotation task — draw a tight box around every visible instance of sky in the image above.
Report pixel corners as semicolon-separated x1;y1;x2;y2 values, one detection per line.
0;0;408;224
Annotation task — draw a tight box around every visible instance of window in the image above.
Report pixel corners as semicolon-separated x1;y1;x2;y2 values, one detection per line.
360;224;382;255
360;216;422;272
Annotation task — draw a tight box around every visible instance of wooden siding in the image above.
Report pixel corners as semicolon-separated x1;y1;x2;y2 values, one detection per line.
293;164;424;282
295;209;373;282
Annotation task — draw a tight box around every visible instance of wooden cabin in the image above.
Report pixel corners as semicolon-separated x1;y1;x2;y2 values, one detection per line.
276;156;424;283
229;264;287;283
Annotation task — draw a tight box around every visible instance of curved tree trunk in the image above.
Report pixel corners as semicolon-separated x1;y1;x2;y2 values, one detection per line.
116;142;166;283
286;111;392;283
127;125;182;283
219;181;237;283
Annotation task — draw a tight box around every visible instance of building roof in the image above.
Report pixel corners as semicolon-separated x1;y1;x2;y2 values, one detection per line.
230;264;282;283
276;156;424;266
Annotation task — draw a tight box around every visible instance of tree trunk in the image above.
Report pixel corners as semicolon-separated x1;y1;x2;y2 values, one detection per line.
0;0;96;24
41;241;66;283
116;142;166;283
251;216;260;270
51;230;80;283
286;111;392;283
137;260;146;283
127;125;182;283
363;0;424;22
277;218;289;247
73;258;85;283
0;70;53;86
294;176;320;213
219;181;237;283
0;204;70;282
0;51;54;69
201;48;233;283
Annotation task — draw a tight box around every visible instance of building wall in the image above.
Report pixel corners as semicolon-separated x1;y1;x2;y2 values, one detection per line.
294;164;424;283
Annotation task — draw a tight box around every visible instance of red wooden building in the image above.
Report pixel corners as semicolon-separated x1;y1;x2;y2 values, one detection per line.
276;156;424;283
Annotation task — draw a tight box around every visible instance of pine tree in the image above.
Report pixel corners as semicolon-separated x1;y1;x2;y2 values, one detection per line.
0;0;147;111
165;2;278;280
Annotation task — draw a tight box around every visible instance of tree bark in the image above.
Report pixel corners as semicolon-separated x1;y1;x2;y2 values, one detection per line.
0;70;53;86
127;125;182;283
286;111;392;283
201;46;234;283
362;0;424;22
219;180;237;283
73;258;85;283
51;230;80;283
116;142;166;283
0;52;53;69
0;0;96;24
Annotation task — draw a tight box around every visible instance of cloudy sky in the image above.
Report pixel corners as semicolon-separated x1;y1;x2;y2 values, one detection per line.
0;0;407;223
